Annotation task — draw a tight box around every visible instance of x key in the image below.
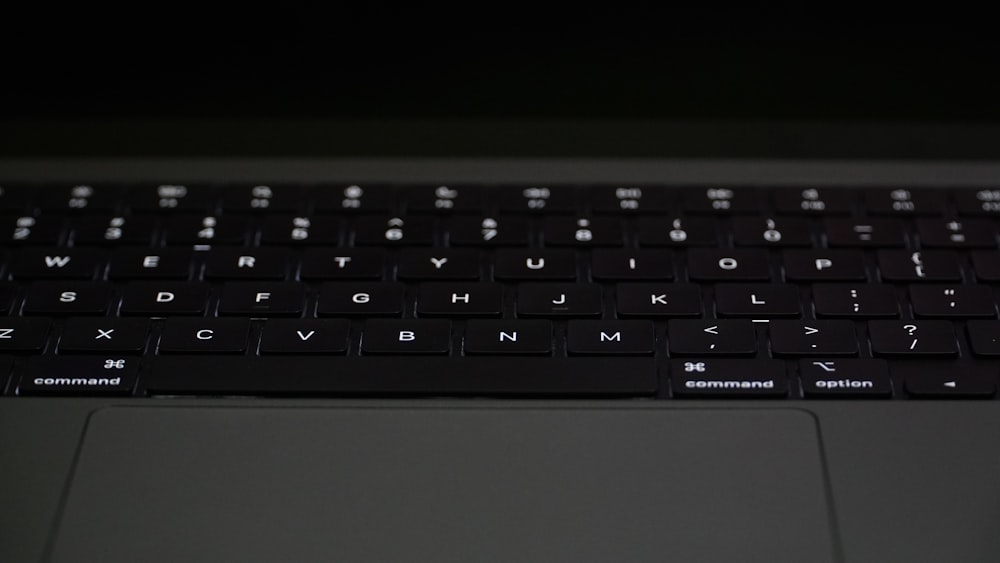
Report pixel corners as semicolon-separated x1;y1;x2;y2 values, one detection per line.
59;318;150;352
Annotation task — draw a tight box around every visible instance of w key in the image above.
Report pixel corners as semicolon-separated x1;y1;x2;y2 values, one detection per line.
10;249;104;279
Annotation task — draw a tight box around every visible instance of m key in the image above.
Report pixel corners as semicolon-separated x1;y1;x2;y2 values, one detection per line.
567;320;654;355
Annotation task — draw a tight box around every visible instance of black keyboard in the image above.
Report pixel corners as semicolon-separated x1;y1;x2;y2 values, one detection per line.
4;182;1000;399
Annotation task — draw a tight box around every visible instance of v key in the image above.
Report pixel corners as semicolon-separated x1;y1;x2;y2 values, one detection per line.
260;320;349;354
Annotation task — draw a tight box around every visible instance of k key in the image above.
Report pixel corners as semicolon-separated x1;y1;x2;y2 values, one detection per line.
59;318;150;352
615;283;702;317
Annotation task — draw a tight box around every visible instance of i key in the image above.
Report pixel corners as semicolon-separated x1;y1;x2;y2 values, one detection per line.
868;321;958;357
591;249;673;280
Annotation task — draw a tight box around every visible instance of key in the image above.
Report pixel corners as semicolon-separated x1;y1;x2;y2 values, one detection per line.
670;359;787;398
542;217;623;246
415;283;503;317
864;188;946;215
463;320;552;355
0;356;10;392
354;216;434;246
812;284;899;318
448;216;530;246
499;185;576;213
782;250;867;281
667;320;756;356
0;185;30;213
163;215;249;245
493;249;576;280
259;319;350;354
901;365;997;398
259;215;340;246
714;284;801;318
314;184;393;213
768;320;858;356
966;321;1000;356
218;282;306;316
70;215;157;245
121;282;209;316
909;285;996;318
971;251;1000;282
10;248;105;279
877;250;961;282
221;184;301;212
516;284;602;317
956;189;1000;216
591;249;673;280
108;247;193;279
917;219;996;248
397;249;481;280
825;218;905;247
44;184;121;212
404;185;484;213
682;187;759;214
566;320;654;355
0;282;16;314
361;319;451;354
144;357;656;396
204;248;289;279
317;282;404;317
772;188;854;215
637;217;717;246
159;318;251;353
19;356;138;396
589;185;672;213
868;321;958;357
687;249;771;281
299;248;385;280
125;183;214;213
23;282;112;315
732;217;812;247
799;359;892;398
0;318;50;351
615;283;702;317
0;215;63;245
59;318;150;352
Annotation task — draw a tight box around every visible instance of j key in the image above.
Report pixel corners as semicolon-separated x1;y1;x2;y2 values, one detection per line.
955;189;1000;216
0;215;63;244
732;217;812;247
864;188;946;215
772;188;854;215
159;318;251;353
671;359;787;398
516;284;602;317
768;320;858;356
591;249;673;280
682;187;758;214
971;251;1000;282
877;250;961;282
687;249;771;281
966;320;1000;356
44;184;121;212
615;283;702;317
448;216;530;246
23;282;112;315
218;282;306;316
126;184;214;213
542;217;623;246
361;319;451;354
493;249;576;280
221;184;301;212
463;320;552;355
163;215;249;245
259;319;350;354
799;359;892;398
499;186;576;214
0;185;30;212
299;248;385;280
812;284;899;318
19;356;139;396
714;284;801;318
314;184;394;214
204;248;289;280
909;285;996;318
415;283;503;317
58;318;150;352
317;282;404;317
901;365;997;398
637;217;717;246
108;248;193;279
868;321;958;357
120;282;210;316
0;318;50;351
667;319;756;356
782;250;867;281
588;185;671;214
566;320;654;355
10;249;104;279
259;216;340;246
70;215;156;245
397;249;481;280
917;219;996;248
353;216;434;246
404;185;484;213
825;219;905;247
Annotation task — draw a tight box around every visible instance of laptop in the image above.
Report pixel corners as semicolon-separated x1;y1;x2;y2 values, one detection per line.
3;20;1000;563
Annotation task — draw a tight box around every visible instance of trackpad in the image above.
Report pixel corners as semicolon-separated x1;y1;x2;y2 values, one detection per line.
50;407;837;563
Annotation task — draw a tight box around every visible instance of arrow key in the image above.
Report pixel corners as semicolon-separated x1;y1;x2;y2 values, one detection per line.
900;365;997;398
769;320;858;356
668;320;757;356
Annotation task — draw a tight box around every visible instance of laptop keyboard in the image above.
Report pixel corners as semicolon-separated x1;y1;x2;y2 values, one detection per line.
3;182;1000;399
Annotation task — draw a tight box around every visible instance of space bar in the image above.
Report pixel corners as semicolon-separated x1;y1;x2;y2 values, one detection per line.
144;357;658;397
